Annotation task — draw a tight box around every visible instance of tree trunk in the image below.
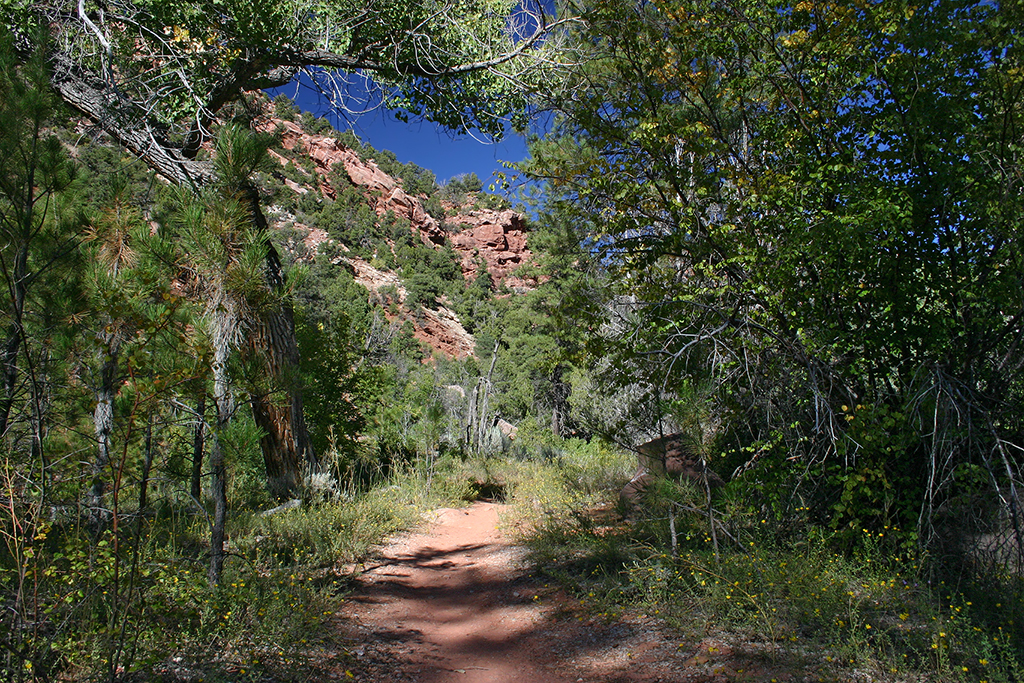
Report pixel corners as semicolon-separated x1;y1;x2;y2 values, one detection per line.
190;392;206;503
248;299;315;500
1;320;22;437
244;189;316;501
466;382;478;450
0;242;29;437
550;364;570;438
207;432;227;586
208;334;231;586
473;339;500;451
89;330;118;530
138;410;155;511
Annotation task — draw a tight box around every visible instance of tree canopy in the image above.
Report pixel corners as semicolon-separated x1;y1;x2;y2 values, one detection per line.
6;0;571;187
524;0;1024;544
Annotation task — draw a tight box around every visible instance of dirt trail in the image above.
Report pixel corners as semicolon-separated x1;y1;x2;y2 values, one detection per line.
337;501;722;683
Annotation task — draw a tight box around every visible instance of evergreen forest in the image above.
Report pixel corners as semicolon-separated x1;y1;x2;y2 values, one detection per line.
2;0;1024;680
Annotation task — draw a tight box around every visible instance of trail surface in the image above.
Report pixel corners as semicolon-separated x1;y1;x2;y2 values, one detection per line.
337;501;689;683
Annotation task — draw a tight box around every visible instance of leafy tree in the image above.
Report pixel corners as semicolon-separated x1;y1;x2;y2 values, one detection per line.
0;38;85;441
272;93;298;121
438;172;486;207
299;112;335;137
80;181;170;527
6;0;572;499
524;0;1024;548
0;39;89;676
402;164;438;198
293;253;378;455
424;194;448;223
448;173;483;194
11;0;568;186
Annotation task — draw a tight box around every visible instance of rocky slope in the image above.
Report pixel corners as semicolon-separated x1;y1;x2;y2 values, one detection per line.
260;115;534;358
267;118;533;289
447;208;535;293
344;258;477;359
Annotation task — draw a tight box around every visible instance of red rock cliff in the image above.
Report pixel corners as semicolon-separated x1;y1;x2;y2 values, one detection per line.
263;118;533;289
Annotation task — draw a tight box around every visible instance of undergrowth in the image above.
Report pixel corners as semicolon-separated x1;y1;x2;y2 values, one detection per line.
1;453;477;682
503;442;1024;683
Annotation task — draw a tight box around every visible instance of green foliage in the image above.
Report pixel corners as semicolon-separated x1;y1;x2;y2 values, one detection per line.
293;256;375;460
272;93;298;121
371;154;436;197
511;446;1024;682
447;172;483;194
523;0;1024;553
0;36;89;450
436;172;485;207
392;223;463;310
423;193;448;221
465;284;579;437
299;112;334;137
223;410;273;507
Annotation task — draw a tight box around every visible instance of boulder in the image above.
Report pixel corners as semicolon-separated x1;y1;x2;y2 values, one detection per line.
620;433;724;513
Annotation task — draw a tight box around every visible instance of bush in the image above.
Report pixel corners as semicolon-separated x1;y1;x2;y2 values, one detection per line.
272;93;298;120
299;112;335;136
504;443;1024;683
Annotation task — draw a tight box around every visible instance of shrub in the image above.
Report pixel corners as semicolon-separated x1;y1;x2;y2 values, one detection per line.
272;93;298;120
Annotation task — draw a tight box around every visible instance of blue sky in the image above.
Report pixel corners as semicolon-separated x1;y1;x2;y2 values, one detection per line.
270;77;531;189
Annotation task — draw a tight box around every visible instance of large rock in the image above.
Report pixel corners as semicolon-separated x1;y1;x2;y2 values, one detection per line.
411;306;476;359
343;256;475;359
447;209;535;290
620;433;725;513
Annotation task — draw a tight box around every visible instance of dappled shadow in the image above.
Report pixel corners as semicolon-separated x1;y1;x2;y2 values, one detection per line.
336;502;824;683
361;541;493;574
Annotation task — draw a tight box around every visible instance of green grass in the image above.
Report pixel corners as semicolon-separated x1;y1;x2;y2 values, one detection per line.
500;441;1024;683
11;438;1024;683
1;452;481;682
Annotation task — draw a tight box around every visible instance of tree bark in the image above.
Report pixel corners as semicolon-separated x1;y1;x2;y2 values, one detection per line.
208;332;231;586
138;410;155;511
89;329;118;530
190;392;206;503
0;245;29;437
248;303;314;500
243;188;316;501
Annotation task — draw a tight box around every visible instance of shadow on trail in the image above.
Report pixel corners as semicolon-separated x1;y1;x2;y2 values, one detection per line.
361;542;494;574
339;502;823;682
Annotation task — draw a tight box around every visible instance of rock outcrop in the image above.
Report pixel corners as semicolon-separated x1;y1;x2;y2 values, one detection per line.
259;115;532;358
619;433;725;513
342;256;476;359
411;306;476;360
270;118;444;240
263;117;533;289
447;209;535;291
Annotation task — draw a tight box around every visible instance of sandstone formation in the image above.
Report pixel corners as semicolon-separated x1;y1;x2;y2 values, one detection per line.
342;256;476;359
619;433;725;513
263;117;533;289
259;114;531;359
271;118;443;239
447;208;536;291
410;306;476;360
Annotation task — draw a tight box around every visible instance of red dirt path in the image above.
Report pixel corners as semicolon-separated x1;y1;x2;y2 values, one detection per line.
334;501;791;683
